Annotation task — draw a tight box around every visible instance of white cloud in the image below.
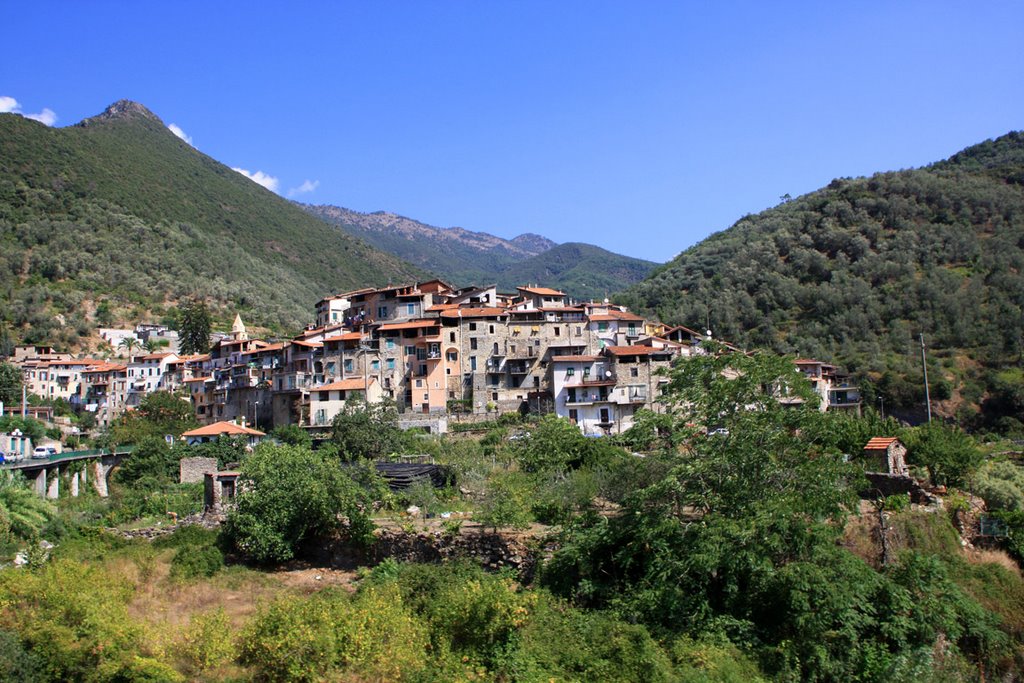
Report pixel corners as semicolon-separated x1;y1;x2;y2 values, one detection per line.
288;179;320;197
0;96;58;126
168;123;193;145
24;108;57;126
232;167;280;193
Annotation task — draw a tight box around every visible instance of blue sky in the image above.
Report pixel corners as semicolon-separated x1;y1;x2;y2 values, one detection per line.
4;2;1022;263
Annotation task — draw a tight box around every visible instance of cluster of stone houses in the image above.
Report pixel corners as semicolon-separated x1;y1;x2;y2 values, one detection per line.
5;279;862;436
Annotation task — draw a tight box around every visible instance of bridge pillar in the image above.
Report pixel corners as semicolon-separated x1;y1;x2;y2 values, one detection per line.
80;463;87;485
46;467;59;499
92;460;110;498
70;471;80;497
34;469;47;497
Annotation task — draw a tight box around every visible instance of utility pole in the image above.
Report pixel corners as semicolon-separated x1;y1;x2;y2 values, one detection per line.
920;333;932;423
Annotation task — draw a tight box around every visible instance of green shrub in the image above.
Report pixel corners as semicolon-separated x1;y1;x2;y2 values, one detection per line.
151;523;219;550
240;584;429;682
105;483;203;525
511;597;677;682
170;545;224;579
671;636;768;683
223;444;374;564
0;629;44;683
975;460;1024;512
173;608;235;675
475;470;533;532
0;559;143;681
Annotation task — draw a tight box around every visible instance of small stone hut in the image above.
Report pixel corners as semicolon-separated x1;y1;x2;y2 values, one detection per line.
862;437;909;476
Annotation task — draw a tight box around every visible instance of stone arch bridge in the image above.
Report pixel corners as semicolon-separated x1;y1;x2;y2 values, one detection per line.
1;447;134;499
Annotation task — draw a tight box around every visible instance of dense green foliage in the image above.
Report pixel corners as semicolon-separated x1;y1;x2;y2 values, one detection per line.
308;205;658;300
242;560;683;682
621;132;1024;429
0;472;55;543
0;361;21;405
542;349;1014;681
223;443;374;563
498;242;658;300
0;103;422;346
108;391;197;446
176;299;211;355
330;397;410;460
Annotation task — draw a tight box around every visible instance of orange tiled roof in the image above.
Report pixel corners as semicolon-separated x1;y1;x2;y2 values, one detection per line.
517;286;566;296
183;376;213;383
314;378;376;392
241;343;285;354
324;332;364;342
439;307;507;318
83;362;126;373
604;346;668;356
378;320;440;332
137;352;176;361
290;339;323;348
181;421;265;437
864;437;901;451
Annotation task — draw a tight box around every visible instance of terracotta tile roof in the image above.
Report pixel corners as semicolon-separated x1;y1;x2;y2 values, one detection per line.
323;332;364;342
637;337;683;348
378;320;440;332
83;362;126;373
426;303;461;312
137;352;176;361
184;376;213;383
665;324;705;338
51;359;100;366
565;379;618;387
313;378;376;392
517;286;566;296
181;421;265;438
552;355;601;362
795;359;833;367
439;307;507;318
290;339;323;348
241;343;285;354
864;437;901;451
604;345;668;356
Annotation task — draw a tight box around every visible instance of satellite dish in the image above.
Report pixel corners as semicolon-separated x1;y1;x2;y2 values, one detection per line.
605;370;612;378
706;330;712;338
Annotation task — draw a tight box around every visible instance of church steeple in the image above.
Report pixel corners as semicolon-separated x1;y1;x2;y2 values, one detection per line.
231;313;248;341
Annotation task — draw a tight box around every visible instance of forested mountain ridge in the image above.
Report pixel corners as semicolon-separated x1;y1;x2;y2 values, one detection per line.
305;203;658;300
620;132;1024;431
0;101;423;347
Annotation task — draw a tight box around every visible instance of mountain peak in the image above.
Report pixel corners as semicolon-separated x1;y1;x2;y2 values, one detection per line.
78;100;163;127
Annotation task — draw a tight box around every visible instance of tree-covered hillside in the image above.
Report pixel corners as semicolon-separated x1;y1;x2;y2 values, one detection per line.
306;204;658;300
620;132;1024;430
498;242;656;300
0;101;423;347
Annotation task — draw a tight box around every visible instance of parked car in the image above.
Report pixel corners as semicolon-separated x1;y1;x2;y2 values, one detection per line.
46;446;58;456
0;451;5;464
32;446;50;459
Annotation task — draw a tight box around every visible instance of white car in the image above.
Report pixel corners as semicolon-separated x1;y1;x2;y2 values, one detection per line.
32;446;51;459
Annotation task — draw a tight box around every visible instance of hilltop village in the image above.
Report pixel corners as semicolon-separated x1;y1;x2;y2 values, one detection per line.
8;279;862;438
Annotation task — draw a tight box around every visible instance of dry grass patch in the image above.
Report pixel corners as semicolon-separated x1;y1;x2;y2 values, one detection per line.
966;547;1021;576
